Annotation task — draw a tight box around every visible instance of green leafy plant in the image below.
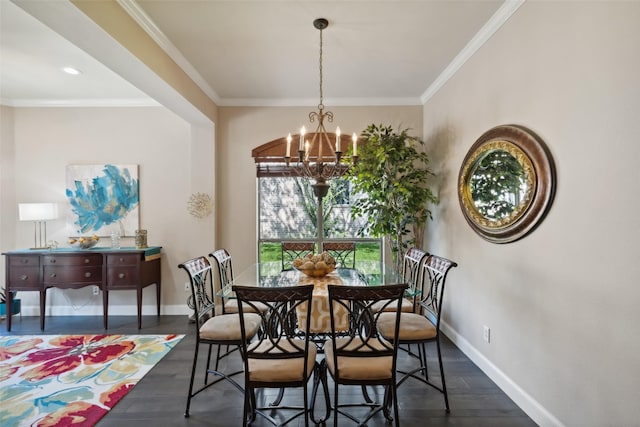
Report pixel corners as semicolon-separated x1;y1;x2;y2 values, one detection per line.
345;124;437;273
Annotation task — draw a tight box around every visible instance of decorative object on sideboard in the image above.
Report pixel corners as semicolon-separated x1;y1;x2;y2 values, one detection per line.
135;229;148;249
69;235;100;249
18;202;59;249
458;124;556;243
187;192;213;218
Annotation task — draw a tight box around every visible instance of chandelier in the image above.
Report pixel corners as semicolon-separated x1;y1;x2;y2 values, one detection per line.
285;18;358;199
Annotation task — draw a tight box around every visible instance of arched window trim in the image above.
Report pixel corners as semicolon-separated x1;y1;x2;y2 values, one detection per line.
252;132;342;177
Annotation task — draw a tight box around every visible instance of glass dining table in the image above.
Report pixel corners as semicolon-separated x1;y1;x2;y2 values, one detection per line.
219;261;411;334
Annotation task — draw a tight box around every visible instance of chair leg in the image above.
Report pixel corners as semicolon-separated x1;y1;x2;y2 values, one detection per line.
421;342;430;378
392;383;400;427
303;383;310;427
333;381;339;427
436;338;450;412
269;387;285;406
204;343;213;384
310;360;330;424
184;340;200;417
242;386;251;427
362;385;374;403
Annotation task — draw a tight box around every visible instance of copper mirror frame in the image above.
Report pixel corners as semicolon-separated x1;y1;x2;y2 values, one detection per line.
458;124;556;243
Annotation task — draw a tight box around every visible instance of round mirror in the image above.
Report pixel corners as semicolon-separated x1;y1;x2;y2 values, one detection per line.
458;125;556;243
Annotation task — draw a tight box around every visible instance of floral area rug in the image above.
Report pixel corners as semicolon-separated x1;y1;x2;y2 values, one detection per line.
0;334;184;427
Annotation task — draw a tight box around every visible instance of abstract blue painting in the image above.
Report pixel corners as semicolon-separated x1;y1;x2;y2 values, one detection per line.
65;164;140;237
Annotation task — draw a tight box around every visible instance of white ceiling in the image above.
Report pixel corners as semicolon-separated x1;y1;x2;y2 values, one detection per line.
0;0;520;108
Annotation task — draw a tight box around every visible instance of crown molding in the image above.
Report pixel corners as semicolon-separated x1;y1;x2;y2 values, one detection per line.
1;98;161;108
117;0;221;105
421;0;525;105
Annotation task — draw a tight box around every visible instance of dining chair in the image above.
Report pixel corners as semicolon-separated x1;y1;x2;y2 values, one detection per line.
377;254;458;412
233;284;317;427
209;248;235;313
322;241;356;268
179;256;261;418
281;241;316;270
323;284;407;426
372;247;428;313
209;248;268;314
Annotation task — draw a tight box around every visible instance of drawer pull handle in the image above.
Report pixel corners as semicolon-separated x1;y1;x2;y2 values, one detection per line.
85;272;92;278
84;259;90;264
20;275;28;281
21;259;29;264
49;273;56;278
50;259;57;264
119;258;125;262
118;273;125;279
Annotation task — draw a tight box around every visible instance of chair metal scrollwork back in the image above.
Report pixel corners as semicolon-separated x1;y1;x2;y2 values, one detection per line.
281;241;316;270
322;241;356;268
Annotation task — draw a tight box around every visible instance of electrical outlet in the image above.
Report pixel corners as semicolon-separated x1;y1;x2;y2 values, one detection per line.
92;286;100;296
483;325;490;343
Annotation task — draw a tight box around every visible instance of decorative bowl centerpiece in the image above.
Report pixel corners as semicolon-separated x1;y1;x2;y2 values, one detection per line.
293;252;336;278
69;235;99;250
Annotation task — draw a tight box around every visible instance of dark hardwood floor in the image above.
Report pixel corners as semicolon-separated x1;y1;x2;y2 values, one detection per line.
1;315;536;426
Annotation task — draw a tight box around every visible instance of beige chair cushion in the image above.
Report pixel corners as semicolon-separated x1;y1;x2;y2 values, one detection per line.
247;338;317;382
199;313;261;341
223;299;269;314
377;312;436;341
371;297;414;313
323;337;393;380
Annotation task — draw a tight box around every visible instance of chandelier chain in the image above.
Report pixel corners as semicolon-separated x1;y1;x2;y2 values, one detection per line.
318;25;324;110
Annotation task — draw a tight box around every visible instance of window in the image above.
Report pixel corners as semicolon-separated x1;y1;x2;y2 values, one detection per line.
259;176;367;240
252;138;381;264
257;176;380;263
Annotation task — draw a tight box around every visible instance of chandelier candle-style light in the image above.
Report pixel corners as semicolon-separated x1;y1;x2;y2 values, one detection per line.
285;18;358;196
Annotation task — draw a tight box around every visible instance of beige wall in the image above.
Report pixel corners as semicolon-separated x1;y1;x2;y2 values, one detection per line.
1;106;211;315
423;2;640;426
0;106;17;261
215;105;423;271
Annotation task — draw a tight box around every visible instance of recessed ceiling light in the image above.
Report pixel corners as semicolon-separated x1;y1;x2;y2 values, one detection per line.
62;67;82;75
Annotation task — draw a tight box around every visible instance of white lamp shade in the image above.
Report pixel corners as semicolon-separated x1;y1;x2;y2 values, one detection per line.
18;203;59;221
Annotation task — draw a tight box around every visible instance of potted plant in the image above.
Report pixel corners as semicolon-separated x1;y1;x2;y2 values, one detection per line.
0;287;21;317
345;124;438;273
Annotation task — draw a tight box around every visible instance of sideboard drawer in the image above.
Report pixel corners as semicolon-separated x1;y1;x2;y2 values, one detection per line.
43;266;102;285
107;267;138;287
9;255;40;267
43;254;103;267
7;267;40;289
107;254;139;266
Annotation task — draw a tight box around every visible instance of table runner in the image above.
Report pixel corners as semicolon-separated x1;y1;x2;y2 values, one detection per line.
296;271;349;333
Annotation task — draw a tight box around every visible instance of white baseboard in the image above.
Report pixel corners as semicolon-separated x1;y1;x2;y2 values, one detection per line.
14;304;191;317
440;321;564;427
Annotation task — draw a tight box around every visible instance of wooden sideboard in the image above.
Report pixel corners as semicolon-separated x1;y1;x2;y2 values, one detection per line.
2;247;162;331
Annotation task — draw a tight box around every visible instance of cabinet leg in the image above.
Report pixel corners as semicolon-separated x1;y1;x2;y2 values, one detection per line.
103;290;109;329
40;290;46;331
156;282;161;317
137;287;143;329
6;293;13;332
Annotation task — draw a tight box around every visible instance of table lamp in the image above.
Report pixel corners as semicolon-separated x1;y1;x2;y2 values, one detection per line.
18;203;58;249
